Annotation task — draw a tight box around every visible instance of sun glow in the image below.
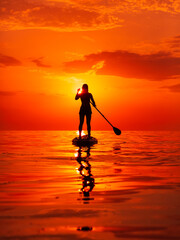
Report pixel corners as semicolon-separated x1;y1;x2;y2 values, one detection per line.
78;88;82;94
76;130;85;136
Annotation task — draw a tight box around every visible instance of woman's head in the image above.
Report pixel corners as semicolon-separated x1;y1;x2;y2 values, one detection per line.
82;84;88;92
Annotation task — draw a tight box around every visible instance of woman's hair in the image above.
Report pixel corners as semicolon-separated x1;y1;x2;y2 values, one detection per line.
82;84;88;90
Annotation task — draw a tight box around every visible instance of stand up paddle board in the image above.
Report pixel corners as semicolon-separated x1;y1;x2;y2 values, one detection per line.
72;135;98;146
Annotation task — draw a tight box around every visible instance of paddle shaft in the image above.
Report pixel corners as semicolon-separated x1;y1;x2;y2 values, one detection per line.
90;102;114;128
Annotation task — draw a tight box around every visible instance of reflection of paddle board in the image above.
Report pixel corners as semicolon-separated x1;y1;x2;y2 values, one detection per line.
72;135;98;146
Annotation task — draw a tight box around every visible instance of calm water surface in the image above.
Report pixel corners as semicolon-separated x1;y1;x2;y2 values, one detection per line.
0;131;180;240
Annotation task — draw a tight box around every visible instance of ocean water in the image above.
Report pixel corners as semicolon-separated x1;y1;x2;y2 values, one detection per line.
0;130;180;240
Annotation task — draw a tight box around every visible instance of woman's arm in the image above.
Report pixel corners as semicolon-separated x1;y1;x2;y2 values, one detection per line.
90;94;96;107
75;89;80;100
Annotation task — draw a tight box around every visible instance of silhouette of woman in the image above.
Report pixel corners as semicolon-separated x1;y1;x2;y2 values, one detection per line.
75;84;96;139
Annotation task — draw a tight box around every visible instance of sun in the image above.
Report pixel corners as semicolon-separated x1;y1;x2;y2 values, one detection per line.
78;88;82;94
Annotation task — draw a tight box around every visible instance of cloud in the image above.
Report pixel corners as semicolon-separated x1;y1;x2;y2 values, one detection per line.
0;0;123;31
32;57;51;68
165;35;180;51
130;0;180;13
123;35;180;57
0;91;19;96
161;83;180;92
1;0;179;32
64;50;180;80
69;0;180;14
0;54;21;67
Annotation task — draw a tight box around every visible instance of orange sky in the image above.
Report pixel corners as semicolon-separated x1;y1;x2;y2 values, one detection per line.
0;0;180;130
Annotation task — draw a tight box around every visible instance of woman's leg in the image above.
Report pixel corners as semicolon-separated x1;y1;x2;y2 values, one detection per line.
86;113;91;138
79;113;84;138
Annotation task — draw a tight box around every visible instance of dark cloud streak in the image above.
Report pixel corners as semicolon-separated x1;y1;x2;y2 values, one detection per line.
0;91;17;96
161;83;180;92
0;54;21;67
64;50;180;80
0;91;23;96
32;58;51;68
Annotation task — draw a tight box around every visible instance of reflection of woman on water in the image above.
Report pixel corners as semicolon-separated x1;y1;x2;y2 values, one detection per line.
75;84;96;139
76;146;95;198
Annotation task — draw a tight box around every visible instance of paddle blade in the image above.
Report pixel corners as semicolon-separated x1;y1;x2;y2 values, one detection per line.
113;127;121;135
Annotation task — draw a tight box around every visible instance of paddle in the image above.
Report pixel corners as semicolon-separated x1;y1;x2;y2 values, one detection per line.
90;102;121;135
